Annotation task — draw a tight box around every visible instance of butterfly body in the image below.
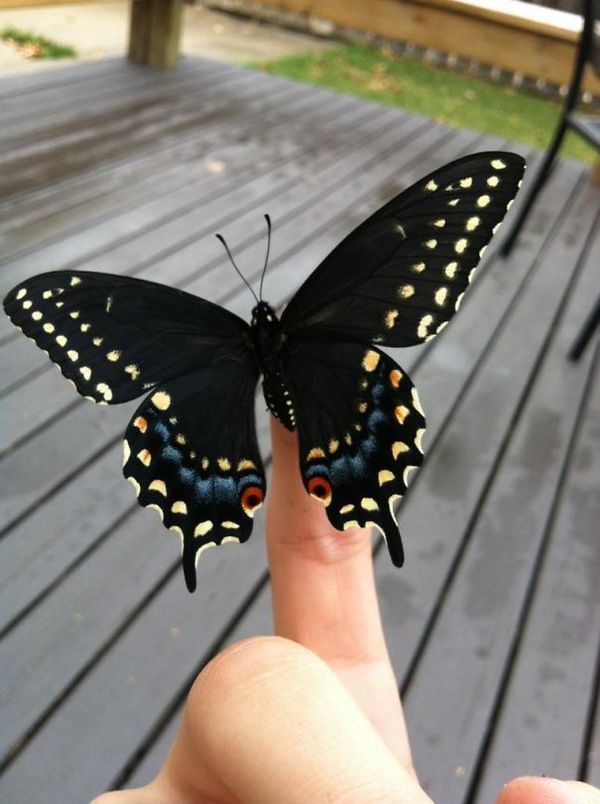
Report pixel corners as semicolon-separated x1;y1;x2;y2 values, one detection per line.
4;152;526;591
250;301;296;430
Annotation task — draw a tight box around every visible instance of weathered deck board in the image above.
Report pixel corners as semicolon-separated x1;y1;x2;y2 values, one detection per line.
0;57;598;804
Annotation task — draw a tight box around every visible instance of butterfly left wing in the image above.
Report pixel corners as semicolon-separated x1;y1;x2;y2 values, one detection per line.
3;271;249;404
281;152;525;346
122;357;266;592
283;339;425;566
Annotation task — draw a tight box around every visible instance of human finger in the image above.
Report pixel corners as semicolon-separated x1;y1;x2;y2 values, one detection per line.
162;637;431;803
266;418;413;769
497;776;600;804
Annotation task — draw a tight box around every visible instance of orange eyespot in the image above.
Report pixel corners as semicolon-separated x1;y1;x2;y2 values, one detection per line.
241;486;264;517
307;476;332;506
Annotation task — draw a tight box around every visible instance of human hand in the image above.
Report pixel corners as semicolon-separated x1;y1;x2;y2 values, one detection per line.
93;420;600;803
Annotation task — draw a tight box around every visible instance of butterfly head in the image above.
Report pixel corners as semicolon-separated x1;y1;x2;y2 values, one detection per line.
250;301;279;330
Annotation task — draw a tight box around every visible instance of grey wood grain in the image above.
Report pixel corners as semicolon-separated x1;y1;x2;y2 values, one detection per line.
474;349;600;796
398;186;599;803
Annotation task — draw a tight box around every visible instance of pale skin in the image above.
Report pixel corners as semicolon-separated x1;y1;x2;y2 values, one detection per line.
94;420;600;804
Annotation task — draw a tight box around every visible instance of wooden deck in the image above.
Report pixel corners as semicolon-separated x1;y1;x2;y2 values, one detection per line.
0;57;598;804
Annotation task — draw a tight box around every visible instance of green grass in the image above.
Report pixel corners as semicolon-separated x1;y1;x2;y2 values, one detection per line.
250;43;595;164
1;27;77;59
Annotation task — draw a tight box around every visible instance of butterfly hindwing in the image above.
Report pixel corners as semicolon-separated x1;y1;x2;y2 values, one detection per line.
284;340;425;566
3;271;249;404
122;358;265;592
282;152;525;347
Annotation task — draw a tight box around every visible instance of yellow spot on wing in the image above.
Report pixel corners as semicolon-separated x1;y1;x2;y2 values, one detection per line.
392;441;409;459
93;337;104;347
307;447;325;460
122;440;131;466
340;504;355;514
328;439;339;453
151;391;171;410
417;314;434;339
194;521;213;538
425;179;438;191
399;285;415;299
176;433;187;445
455;238;468;254
218;458;231;471
358;402;368;413
134;416;148;433
23;300;33;309
487;175;500;187
16;289;27;300
43;323;55;333
70;276;82;286
361;497;379;511
125;364;140;380
378;470;395;485
403;466;417;486
477;195;491;207
491;158;506;169
466;216;480;231
444;261;458;278
389;369;402;387
79;366;92;381
137;449;151;466
172;501;188;515
395;405;410;424
415;428;426;452
434;287;449;306
56;335;67;347
149;479;167;496
201;458;209;470
96;382;112;401
32;311;42;321
460;177;473;188
411;387;425;415
222;521;240;530
385;309;399;328
80;323;90;333
237;459;256;471
107;350;121;362
67;350;78;362
69;311;80;319
362;350;380;372
425;239;438;249
434;218;446;228
412;262;425;273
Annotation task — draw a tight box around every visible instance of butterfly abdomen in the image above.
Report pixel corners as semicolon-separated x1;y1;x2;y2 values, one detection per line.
250;301;296;431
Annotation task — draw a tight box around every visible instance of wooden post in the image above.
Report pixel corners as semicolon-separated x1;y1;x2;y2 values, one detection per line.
128;0;183;69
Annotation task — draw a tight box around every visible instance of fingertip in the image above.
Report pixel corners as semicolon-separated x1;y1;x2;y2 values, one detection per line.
497;777;600;804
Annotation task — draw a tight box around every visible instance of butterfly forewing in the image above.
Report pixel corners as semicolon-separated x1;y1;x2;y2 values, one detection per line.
284;340;425;566
282;152;525;347
3;271;249;404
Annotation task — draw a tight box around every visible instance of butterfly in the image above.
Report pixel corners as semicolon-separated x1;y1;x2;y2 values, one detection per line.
4;152;525;592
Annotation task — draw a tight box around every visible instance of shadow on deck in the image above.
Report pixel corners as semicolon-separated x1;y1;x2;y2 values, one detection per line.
0;56;598;803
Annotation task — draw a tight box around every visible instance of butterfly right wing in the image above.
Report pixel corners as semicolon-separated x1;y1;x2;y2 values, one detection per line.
283;339;425;567
122;355;266;592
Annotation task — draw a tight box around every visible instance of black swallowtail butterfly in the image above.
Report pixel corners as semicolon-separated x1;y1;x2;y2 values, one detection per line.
4;152;525;592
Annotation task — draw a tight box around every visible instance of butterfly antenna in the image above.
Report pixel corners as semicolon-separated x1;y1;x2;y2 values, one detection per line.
215;233;259;304
258;214;271;301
